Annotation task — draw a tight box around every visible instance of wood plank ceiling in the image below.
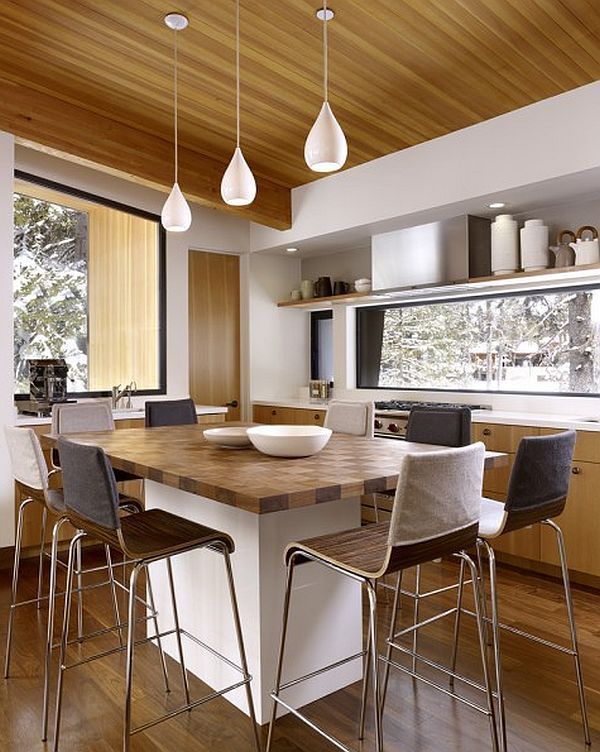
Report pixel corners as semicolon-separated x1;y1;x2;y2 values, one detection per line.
1;0;600;229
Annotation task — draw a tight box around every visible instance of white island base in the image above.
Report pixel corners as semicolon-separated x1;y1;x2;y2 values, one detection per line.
145;480;363;725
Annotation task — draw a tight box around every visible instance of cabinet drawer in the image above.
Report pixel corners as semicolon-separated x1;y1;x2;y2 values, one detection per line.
293;408;326;426
482;454;513;495
473;423;539;453
539;427;600;465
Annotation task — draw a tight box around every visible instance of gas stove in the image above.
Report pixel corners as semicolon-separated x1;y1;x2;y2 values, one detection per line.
374;400;489;439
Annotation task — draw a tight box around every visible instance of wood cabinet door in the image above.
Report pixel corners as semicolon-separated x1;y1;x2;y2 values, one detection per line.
473;423;539;453
293;408;326;426
540;460;600;576
189;251;240;420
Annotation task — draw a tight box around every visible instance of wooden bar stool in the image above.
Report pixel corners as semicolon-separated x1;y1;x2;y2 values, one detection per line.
451;429;590;751
267;442;498;752
52;437;260;752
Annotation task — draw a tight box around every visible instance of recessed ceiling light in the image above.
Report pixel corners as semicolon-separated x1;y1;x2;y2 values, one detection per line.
488;202;506;209
316;8;335;21
285;247;299;253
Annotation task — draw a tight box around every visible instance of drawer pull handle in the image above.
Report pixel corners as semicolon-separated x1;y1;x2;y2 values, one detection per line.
271;410;277;416
314;414;320;420
572;466;582;475
482;428;492;436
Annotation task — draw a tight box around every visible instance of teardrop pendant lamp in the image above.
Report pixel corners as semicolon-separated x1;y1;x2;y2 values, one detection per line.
221;0;257;206
161;12;192;232
304;2;347;173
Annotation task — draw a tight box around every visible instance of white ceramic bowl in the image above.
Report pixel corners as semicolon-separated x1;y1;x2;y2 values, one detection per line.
247;425;332;458
203;426;252;448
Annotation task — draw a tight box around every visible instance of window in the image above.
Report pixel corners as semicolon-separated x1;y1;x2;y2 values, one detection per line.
311;311;334;382
357;286;600;396
13;172;166;397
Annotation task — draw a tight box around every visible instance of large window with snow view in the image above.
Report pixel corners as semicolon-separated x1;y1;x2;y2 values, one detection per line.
357;287;600;395
14;173;166;397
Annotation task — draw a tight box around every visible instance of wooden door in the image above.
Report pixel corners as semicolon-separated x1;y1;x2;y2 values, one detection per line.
189;251;240;421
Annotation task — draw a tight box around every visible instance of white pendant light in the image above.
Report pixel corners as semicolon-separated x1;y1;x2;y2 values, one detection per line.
221;0;256;206
161;13;192;232
304;3;347;173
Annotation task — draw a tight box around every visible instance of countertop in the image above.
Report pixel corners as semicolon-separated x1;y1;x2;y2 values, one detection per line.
252;399;600;432
40;423;506;514
15;404;227;427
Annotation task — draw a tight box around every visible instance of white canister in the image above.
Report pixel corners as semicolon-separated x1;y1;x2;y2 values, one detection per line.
520;219;549;272
570;239;600;266
491;214;519;275
300;279;314;299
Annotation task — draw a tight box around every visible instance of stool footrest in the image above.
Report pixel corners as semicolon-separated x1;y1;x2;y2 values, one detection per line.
279;649;366;693
270;694;353;752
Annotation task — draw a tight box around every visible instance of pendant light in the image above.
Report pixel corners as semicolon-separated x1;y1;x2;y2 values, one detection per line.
161;12;192;232
304;3;347;173
221;0;257;206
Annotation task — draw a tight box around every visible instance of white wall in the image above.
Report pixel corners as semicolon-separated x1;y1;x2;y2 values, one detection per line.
0;134;15;547
250;80;600;252
15;146;250;398
248;254;308;401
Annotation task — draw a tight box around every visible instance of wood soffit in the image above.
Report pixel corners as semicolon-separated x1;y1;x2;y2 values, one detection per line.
2;0;600;229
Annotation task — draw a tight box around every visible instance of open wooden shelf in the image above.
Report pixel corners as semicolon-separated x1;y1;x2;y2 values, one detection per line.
277;290;372;308
469;262;600;283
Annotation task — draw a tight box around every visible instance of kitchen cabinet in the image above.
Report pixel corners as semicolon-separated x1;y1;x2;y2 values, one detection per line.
252;404;326;426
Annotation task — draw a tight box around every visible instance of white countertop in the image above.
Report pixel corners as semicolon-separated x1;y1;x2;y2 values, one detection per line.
252;399;600;432
14;404;227;427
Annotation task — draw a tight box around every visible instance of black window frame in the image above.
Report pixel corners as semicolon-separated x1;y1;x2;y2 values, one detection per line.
310;310;333;381
356;283;600;398
13;170;167;400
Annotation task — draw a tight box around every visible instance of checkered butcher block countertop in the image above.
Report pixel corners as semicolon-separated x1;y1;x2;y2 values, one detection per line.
41;423;507;515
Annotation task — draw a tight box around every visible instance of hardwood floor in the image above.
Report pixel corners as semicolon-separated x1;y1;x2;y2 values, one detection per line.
0;551;598;751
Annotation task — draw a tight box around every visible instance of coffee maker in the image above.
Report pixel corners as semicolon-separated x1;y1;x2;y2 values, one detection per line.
17;359;70;416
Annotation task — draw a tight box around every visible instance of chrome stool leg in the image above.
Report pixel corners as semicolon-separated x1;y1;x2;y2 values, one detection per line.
124;562;143;752
146;567;170;693
222;547;261;752
412;564;422;673
481;540;507;752
53;531;87;752
477;539;492;646
4;496;36;678
166;557;191;706
105;544;124;648
449;556;466;691
76;538;84;640
266;558;296;752
544;519;591;746
379;570;402;712
365;579;383;752
42;516;69;741
37;507;48;610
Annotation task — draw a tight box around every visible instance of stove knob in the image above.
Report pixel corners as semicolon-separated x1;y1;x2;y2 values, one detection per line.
374;419;383;430
388;423;399;433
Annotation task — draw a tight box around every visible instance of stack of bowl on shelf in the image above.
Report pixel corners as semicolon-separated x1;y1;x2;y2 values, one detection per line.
491;214;600;275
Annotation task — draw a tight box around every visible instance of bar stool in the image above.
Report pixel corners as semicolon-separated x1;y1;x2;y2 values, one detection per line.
53;436;260;752
267;443;498;752
452;429;590;751
145;398;197;427
324;400;374;437
2;426;139;740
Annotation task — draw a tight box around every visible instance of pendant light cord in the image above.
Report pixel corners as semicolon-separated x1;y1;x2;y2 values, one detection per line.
323;1;328;102
173;27;179;183
236;0;240;148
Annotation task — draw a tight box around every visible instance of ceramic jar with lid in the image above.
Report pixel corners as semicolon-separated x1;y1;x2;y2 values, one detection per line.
491;214;519;275
300;279;314;299
520;219;549;272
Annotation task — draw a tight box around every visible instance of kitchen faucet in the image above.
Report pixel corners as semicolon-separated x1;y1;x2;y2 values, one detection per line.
111;381;137;409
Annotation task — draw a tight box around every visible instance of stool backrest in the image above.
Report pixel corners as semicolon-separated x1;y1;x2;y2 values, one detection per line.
52;401;115;434
58;437;120;530
145;398;197;428
4;426;48;490
405;406;471;446
387;442;485;547
505;430;575;514
324;400;374;437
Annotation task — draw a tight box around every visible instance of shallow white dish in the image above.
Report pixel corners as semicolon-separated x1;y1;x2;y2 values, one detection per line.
203;426;251;448
247;424;332;458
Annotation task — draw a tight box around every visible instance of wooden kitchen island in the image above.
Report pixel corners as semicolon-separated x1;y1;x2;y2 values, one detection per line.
42;424;506;724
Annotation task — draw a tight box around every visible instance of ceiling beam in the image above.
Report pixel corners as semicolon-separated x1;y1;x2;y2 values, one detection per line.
0;77;291;230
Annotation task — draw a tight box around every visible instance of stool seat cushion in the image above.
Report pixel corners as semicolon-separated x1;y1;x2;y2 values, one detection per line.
478;497;507;538
67;507;234;560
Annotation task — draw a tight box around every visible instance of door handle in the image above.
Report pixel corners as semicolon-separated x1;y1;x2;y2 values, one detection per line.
225;400;239;408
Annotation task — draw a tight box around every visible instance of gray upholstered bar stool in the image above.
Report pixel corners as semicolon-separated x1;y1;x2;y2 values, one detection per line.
452;429;590;751
145;397;197;427
324;399;374;437
267;443;498;752
2;426;131;741
53;437;259;752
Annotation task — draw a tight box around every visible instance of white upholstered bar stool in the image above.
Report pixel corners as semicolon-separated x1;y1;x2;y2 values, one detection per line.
324;399;374;437
268;443;498;752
